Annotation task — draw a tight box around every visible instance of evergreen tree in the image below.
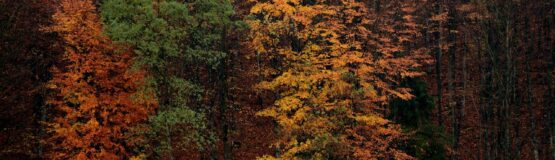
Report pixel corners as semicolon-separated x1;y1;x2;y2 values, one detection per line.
389;78;448;159
101;0;243;158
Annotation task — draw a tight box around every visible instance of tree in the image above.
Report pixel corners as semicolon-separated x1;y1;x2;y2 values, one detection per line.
44;0;156;159
389;78;448;160
101;0;243;159
184;1;245;159
248;0;428;159
101;0;206;158
0;0;59;158
422;1;555;159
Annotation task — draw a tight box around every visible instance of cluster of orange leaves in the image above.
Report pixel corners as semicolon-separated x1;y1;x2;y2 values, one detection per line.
44;0;156;159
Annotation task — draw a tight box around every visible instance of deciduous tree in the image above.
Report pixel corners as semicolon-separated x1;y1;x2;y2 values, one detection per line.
45;0;156;159
248;0;429;159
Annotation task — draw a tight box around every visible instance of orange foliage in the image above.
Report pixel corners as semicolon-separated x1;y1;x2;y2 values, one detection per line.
44;0;156;159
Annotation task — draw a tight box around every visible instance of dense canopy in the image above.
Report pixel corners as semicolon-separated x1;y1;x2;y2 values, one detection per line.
0;0;553;159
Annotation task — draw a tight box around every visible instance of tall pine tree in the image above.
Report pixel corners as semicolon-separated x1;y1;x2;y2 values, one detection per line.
101;0;243;158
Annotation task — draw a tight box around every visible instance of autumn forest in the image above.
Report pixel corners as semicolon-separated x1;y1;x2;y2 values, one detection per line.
1;0;554;159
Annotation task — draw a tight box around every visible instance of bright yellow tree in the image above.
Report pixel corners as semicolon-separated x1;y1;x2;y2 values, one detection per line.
248;0;428;159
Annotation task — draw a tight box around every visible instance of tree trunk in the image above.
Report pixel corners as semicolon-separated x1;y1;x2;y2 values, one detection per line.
446;1;459;158
542;6;555;159
166;123;174;160
501;9;512;160
435;1;444;127
220;26;232;160
524;18;540;160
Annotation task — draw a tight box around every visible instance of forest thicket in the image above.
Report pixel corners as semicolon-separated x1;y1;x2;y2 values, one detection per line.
0;0;553;159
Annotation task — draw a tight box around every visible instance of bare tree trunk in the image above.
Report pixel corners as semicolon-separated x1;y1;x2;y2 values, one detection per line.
501;9;512;160
478;50;486;160
434;0;444;127
478;24;492;160
37;89;47;159
460;17;467;160
220;26;232;160
484;10;499;159
446;1;460;158
477;33;486;160
165;123;174;160
524;18;540;160
542;5;555;159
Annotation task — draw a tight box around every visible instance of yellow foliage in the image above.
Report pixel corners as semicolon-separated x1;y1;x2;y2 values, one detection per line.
256;155;281;160
248;0;428;159
353;115;389;126
129;154;147;160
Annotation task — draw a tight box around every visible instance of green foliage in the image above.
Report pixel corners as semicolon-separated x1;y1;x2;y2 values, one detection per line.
101;0;244;158
404;124;449;160
389;78;448;159
100;0;202;156
390;78;435;127
148;107;212;155
101;0;243;71
101;0;186;67
184;0;245;68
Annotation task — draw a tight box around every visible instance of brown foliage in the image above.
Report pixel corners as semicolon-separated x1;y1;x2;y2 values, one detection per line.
0;0;60;158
